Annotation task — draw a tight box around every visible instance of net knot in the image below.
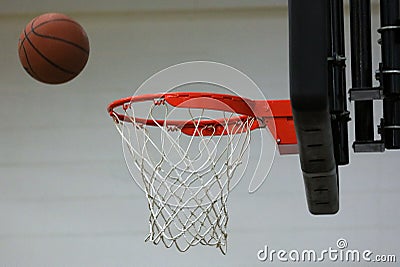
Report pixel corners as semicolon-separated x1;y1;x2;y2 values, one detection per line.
153;97;166;105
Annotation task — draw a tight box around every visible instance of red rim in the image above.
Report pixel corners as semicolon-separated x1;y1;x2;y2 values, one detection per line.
107;92;296;144
107;92;263;135
107;92;269;114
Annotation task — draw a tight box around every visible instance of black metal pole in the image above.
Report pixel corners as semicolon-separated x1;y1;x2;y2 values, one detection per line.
329;0;350;165
349;0;375;143
380;0;400;149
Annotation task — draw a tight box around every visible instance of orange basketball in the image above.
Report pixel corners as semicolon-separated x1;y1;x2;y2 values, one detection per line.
18;13;90;84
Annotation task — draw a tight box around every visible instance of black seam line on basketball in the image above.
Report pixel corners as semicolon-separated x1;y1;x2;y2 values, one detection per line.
22;28;40;78
18;38;25;53
18;38;24;49
19;17;38;48
18;19;40;79
23;27;46;81
33;18;83;31
18;29;29;48
24;27;77;75
19;32;30;52
21;41;38;78
31;32;89;55
31;18;89;54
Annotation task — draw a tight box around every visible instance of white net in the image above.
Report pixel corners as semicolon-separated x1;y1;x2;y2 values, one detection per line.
111;96;254;254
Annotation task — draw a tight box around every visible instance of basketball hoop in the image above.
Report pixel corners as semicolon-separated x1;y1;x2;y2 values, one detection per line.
107;92;296;254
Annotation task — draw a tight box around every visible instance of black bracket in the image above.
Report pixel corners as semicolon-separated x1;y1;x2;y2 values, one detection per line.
349;87;384;101
352;141;385;153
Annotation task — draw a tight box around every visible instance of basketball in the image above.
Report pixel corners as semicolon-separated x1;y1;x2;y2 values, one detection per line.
18;13;90;84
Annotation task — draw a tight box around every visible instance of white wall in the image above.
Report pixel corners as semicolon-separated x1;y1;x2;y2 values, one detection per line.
0;6;399;267
0;0;285;15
